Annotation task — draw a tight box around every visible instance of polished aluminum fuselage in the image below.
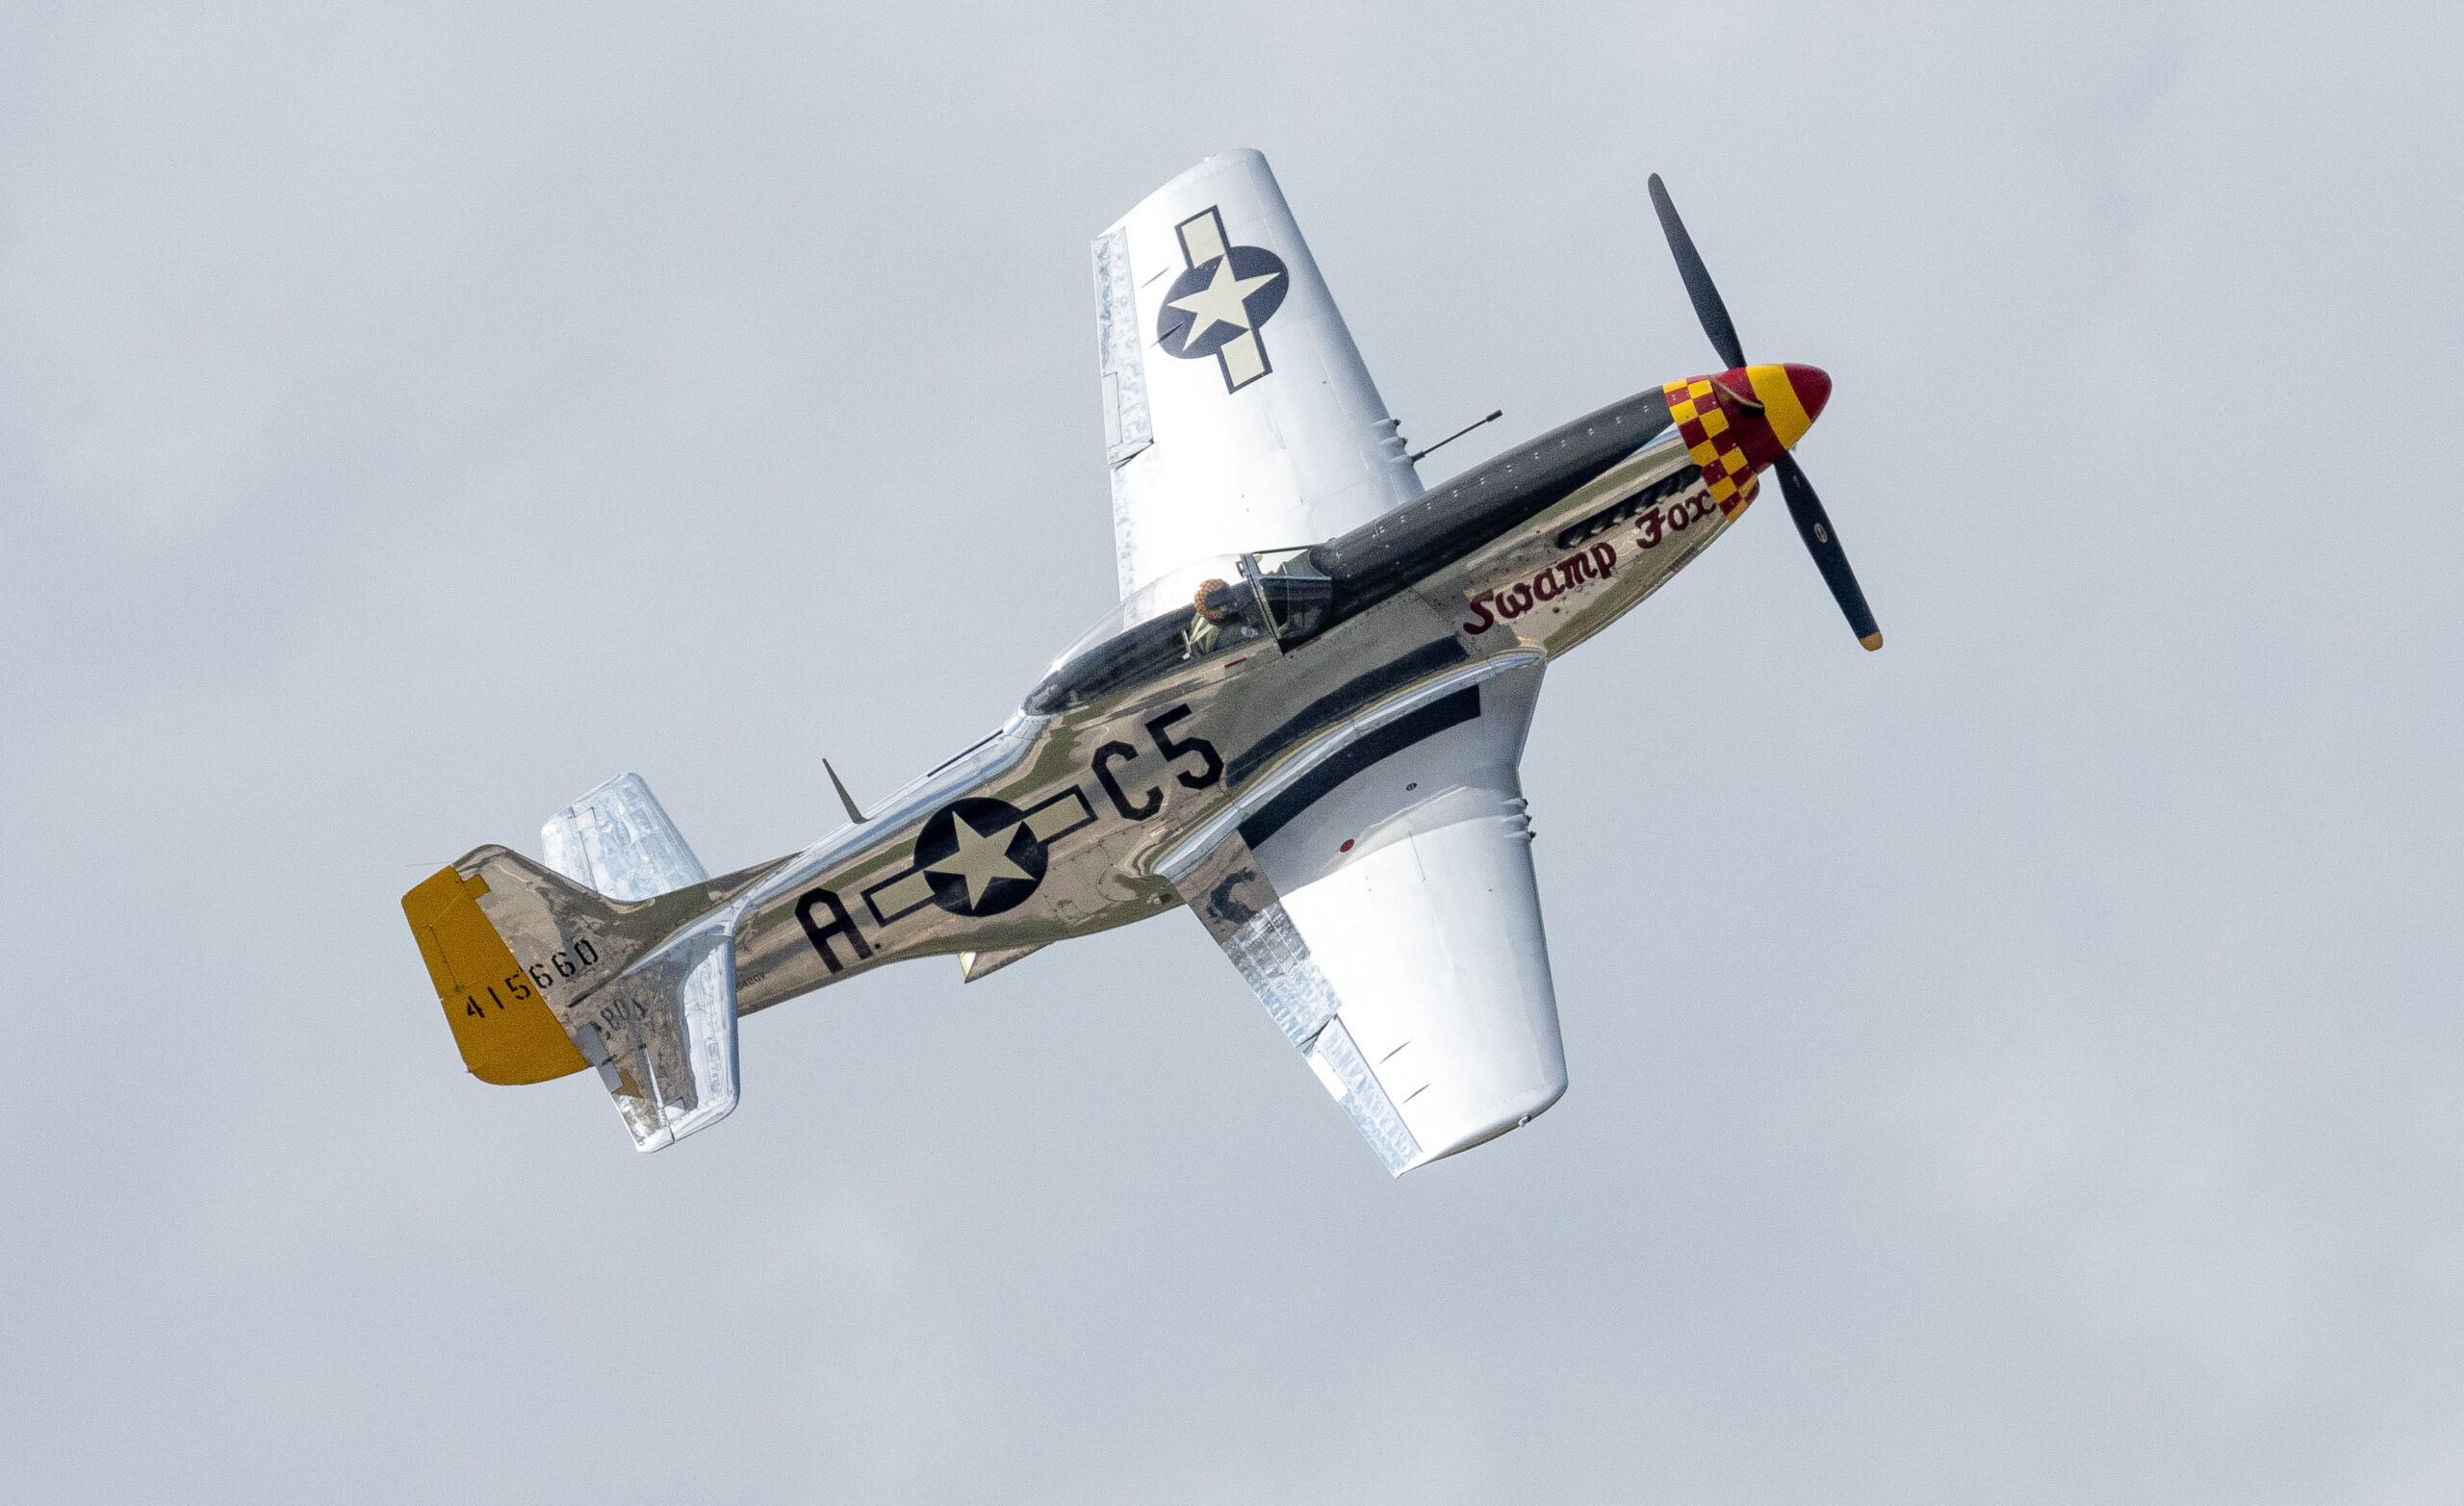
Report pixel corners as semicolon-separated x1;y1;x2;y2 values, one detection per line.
712;392;1738;1012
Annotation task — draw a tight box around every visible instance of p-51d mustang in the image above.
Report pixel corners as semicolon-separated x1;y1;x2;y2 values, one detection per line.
400;151;1880;1173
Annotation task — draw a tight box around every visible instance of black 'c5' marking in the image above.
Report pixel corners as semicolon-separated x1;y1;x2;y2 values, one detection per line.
1092;740;1161;821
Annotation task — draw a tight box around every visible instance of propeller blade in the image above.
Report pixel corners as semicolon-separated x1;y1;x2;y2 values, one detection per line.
1647;173;1747;372
1771;452;1883;651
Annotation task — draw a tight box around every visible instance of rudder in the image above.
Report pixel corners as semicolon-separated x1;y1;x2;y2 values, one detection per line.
403;863;593;1085
401;845;746;1150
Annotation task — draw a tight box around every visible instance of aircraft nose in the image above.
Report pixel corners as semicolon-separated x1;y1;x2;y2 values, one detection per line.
1742;363;1831;450
1783;364;1830;426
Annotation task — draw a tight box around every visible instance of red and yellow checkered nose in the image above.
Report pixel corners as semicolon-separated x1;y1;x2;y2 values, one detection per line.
1662;362;1833;518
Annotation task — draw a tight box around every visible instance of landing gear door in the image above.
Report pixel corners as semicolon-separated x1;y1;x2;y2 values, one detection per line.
1243;549;1333;648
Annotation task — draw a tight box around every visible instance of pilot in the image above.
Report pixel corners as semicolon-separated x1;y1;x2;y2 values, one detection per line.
1185;578;1238;658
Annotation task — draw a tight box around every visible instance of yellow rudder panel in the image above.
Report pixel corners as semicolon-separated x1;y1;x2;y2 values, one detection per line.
402;866;589;1085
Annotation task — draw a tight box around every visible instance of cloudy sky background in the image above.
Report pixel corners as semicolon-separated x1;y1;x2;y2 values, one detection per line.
4;2;2460;1499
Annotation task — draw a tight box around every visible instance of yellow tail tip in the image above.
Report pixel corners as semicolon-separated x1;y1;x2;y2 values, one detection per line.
1860;632;1884;651
403;864;588;1085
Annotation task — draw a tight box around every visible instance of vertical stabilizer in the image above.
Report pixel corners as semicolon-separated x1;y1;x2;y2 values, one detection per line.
403;842;744;1152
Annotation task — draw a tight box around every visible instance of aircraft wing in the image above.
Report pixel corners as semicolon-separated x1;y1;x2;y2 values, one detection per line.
1168;660;1567;1173
1093;149;1423;596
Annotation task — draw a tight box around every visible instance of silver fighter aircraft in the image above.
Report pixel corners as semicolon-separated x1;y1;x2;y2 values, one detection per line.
401;151;1881;1173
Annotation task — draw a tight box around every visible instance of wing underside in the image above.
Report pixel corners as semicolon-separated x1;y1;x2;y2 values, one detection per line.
1094;149;1423;596
1170;662;1566;1173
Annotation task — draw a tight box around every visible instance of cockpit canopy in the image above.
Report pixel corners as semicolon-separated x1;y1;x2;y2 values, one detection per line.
1024;549;1333;715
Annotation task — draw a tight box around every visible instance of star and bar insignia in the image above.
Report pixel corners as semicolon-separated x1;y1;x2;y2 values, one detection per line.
861;789;1098;924
1154;206;1289;393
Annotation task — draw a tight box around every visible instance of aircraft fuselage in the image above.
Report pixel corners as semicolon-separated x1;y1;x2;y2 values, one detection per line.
700;370;1793;1017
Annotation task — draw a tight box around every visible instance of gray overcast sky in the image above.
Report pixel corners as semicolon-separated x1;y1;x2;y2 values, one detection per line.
5;2;2460;1500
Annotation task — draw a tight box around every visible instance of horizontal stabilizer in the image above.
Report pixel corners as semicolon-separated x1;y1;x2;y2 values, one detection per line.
571;926;740;1152
543;773;707;901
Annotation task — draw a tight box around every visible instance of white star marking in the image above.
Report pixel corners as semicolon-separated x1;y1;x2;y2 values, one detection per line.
925;815;1033;908
1168;257;1281;349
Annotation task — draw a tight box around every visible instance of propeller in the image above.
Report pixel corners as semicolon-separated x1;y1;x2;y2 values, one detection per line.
1647;173;1881;651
